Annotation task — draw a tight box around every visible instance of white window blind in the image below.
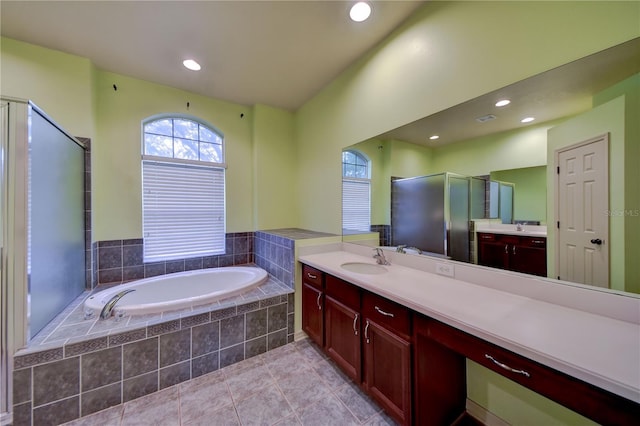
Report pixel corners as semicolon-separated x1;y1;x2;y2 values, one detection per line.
342;178;371;232
143;160;225;262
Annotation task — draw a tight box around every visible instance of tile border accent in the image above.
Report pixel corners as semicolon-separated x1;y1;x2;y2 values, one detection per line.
94;232;254;286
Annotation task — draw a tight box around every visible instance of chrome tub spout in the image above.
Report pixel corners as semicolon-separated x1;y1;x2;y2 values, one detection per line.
100;289;135;320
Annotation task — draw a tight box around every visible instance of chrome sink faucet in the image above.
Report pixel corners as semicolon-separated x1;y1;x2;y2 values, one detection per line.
100;289;135;320
373;248;391;265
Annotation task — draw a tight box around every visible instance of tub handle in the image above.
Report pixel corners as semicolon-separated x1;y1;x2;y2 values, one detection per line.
316;293;322;311
353;313;359;335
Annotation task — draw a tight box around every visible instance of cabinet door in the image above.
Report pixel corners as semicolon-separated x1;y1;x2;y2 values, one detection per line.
302;282;324;347
413;315;466;426
510;238;547;277
478;240;507;269
325;295;361;382
363;319;412;425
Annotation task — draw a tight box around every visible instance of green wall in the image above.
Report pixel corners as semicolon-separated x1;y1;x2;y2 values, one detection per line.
294;2;639;424
491;166;547;223
593;74;640;293
296;0;639;235
252;104;298;230
2;1;639;424
347;138;433;226
0;37;96;138
547;96;626;291
1;37;299;240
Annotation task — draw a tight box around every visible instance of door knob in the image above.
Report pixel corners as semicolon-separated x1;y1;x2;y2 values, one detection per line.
590;238;603;245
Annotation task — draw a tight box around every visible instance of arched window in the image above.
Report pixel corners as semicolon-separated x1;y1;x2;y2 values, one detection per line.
342;150;371;232
142;115;225;262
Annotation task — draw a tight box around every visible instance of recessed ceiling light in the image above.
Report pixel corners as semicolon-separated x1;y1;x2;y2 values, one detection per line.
183;59;201;71
521;117;535;123
429;135;440;140
495;99;511;107
350;2;371;22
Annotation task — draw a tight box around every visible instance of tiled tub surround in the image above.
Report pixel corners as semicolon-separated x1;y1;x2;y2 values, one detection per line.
93;232;254;286
12;277;294;426
254;231;295;289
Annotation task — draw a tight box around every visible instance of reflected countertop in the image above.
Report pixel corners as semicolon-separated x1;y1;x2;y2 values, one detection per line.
298;249;639;403
476;224;547;237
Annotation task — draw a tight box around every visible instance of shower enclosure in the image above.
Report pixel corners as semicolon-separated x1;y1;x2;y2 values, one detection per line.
1;99;86;421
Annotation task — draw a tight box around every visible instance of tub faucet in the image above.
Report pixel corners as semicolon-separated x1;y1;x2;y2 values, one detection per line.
100;289;135;320
396;245;407;254
373;248;390;265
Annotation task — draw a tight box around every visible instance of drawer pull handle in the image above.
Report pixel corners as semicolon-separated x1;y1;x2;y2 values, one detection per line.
485;354;531;378
307;273;317;280
532;239;545;244
316;293;322;311
364;320;370;344
374;306;395;317
353;313;359;336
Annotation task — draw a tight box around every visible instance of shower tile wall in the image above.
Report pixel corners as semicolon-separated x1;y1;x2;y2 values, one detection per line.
93;232;254;286
78;137;93;290
12;291;293;426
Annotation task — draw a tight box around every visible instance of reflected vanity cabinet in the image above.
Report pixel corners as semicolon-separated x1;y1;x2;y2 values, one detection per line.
477;232;547;277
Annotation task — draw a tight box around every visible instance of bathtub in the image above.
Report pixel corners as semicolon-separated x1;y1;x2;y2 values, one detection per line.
84;266;268;316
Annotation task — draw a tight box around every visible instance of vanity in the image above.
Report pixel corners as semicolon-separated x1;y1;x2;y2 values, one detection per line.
299;245;639;425
476;228;547;277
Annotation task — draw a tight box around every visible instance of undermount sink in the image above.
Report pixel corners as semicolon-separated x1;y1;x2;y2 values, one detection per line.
340;262;388;275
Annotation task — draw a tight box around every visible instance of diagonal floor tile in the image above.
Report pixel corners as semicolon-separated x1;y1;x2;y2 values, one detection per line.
234;383;293;426
297;394;360;426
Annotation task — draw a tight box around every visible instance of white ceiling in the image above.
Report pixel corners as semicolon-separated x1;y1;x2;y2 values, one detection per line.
380;37;640;147
0;0;425;111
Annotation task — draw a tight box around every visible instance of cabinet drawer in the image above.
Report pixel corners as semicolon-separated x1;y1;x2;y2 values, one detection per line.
325;274;360;310
423;318;640;426
477;233;496;242
520;236;547;247
363;292;410;338
302;264;323;289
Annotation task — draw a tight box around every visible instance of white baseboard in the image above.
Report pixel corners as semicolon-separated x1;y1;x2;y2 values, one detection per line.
466;399;510;426
294;330;309;341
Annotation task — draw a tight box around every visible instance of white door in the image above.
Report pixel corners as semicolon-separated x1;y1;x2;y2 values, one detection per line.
556;134;609;287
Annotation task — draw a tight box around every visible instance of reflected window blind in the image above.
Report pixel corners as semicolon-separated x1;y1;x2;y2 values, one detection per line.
342;178;371;232
143;160;225;262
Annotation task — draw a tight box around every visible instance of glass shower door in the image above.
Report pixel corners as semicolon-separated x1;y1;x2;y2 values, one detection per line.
28;105;85;337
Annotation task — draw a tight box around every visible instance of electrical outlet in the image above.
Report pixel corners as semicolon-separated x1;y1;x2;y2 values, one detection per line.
435;262;454;277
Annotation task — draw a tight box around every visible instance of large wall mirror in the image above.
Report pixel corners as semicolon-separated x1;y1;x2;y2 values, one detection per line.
342;38;640;296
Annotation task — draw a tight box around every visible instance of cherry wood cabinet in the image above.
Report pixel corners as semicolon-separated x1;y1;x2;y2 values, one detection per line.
415;314;640;426
301;265;324;346
301;262;639;425
477;232;547;277
362;292;412;425
324;275;361;382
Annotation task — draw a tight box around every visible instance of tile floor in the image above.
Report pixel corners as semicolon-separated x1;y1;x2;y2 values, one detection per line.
61;339;397;426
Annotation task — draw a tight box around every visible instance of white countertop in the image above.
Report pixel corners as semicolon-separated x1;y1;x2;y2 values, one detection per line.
298;250;640;403
475;224;547;237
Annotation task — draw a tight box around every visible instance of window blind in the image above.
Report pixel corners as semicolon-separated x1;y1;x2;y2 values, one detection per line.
142;160;225;262
342;178;371;232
